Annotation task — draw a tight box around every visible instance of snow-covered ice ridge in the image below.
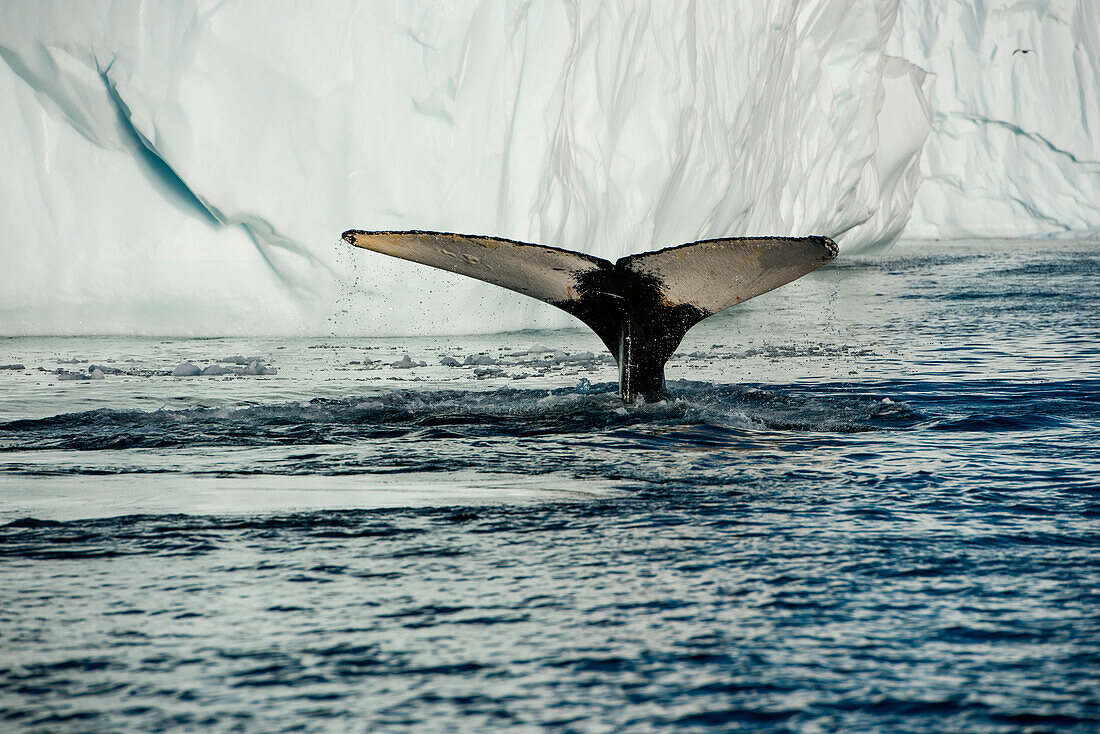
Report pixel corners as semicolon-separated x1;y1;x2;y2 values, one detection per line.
0;1;1094;336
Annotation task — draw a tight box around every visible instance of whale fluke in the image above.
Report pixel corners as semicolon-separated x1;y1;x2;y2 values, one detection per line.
342;229;838;402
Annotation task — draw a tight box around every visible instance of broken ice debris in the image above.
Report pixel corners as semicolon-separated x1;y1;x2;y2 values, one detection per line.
243;361;276;375
391;354;426;369
171;362;202;376
464;354;499;365
56;369;90;380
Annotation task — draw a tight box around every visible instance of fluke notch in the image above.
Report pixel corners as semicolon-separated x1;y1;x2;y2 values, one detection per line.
342;229;838;402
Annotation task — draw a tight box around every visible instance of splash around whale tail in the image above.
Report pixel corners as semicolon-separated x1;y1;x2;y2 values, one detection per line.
342;229;838;402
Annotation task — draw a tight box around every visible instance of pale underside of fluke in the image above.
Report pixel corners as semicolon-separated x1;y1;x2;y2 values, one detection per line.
342;229;838;402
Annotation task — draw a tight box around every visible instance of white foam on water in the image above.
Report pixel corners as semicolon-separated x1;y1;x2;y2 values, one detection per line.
0;471;628;522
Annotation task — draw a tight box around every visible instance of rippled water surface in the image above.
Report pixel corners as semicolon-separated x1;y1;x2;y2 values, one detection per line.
1;240;1098;732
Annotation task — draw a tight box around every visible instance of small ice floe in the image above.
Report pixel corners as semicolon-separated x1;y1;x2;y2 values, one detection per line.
171;362;202;376
512;344;556;357
219;355;266;365
544;351;603;365
391;354;426;369
242;361;276;375
88;364;123;374
473;367;504;379
55;369;91;381
440;356;461;367
172;359;276;376
0;364;24;370
89;368;105;380
56;357;86;364
464;353;499;365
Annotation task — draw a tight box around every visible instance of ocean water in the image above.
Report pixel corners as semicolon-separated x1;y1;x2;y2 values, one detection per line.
1;239;1098;732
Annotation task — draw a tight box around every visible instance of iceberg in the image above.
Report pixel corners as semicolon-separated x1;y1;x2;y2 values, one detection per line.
890;0;1100;239
5;1;1089;336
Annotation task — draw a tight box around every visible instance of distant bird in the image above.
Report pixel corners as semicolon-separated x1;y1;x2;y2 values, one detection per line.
1012;48;1033;55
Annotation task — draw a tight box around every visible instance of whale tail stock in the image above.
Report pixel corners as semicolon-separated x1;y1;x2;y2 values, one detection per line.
342;229;838;402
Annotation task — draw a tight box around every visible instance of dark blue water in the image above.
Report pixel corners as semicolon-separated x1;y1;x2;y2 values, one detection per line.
1;240;1099;732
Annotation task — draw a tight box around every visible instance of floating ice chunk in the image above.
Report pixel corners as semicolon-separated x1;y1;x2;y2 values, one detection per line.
464;354;499;365
544;351;600;364
201;364;230;376
473;367;504;379
440;357;461;367
89;368;105;379
243;361;277;375
171;362;202;376
390;355;425;369
88;364;123;374
219;355;267;365
0;364;24;370
56;369;90;380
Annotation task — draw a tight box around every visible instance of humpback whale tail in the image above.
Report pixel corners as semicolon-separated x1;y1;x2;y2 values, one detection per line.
342;230;838;402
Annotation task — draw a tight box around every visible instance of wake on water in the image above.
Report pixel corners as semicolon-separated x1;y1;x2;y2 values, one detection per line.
0;382;918;453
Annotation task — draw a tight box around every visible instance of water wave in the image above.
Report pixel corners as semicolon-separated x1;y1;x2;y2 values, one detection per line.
0;382;920;454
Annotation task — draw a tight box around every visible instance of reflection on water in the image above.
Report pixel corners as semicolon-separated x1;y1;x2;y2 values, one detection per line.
0;240;1098;732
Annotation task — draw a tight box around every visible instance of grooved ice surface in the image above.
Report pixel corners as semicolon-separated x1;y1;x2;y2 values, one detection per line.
0;1;928;335
2;1;1095;336
890;0;1100;239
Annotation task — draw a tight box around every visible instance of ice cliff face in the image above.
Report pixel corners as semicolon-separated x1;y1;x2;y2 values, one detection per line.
891;0;1100;239
0;1;1093;336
